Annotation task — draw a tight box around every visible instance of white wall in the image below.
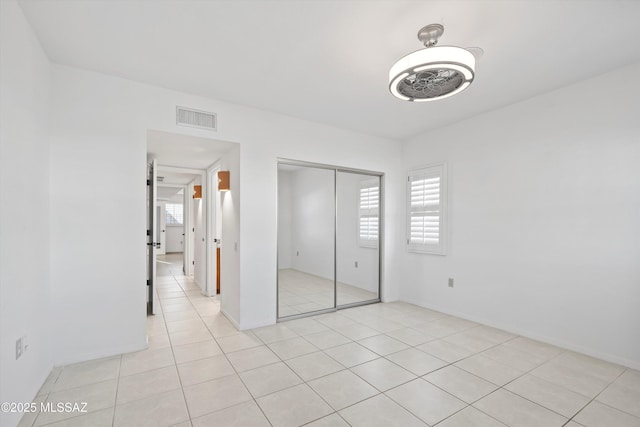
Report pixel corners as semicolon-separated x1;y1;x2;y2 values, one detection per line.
0;2;52;426
277;170;293;269
220;146;241;326
49;69;149;365
401;63;640;369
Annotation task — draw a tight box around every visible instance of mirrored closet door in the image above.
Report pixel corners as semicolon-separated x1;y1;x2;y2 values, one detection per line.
277;163;336;318
277;161;381;320
336;171;380;307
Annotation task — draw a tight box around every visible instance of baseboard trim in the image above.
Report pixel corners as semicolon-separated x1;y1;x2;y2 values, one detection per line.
221;308;241;330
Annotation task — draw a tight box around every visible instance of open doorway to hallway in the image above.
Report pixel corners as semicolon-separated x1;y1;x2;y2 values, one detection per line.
147;129;238;317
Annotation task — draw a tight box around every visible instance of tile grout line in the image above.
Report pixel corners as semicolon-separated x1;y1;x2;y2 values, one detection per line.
316;313;582;427
162;270;193;426
176;266;274;426
109;354;125;427
565;367;631;425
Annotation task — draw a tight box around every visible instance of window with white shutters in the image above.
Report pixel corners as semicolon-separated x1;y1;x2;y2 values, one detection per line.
407;164;446;254
359;178;379;248
165;203;184;225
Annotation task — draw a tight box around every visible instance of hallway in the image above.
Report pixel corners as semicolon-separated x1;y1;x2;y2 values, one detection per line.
16;261;640;426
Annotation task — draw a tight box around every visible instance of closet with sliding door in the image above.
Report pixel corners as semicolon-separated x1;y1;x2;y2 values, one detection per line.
276;160;382;320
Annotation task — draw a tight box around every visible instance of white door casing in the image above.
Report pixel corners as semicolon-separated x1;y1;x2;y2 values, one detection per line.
147;158;158;315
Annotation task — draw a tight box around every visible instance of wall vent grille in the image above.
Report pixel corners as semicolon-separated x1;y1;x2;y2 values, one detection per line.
176;107;217;131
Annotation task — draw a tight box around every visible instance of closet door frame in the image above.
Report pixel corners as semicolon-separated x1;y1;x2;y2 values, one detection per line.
276;158;383;321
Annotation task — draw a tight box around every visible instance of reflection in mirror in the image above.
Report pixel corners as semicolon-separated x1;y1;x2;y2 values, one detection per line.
336;172;380;306
277;164;335;318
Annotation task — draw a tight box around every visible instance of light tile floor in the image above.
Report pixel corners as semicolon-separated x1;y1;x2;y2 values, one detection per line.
19;255;640;427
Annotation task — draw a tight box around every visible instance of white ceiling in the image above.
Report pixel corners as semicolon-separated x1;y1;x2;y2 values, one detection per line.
157;171;197;186
147;129;237;170
19;0;640;140
156;186;183;201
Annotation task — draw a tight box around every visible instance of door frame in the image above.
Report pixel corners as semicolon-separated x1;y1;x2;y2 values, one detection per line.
206;162;221;297
156;203;167;255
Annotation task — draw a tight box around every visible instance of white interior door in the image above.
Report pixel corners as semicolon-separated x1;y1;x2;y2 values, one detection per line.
147;158;158;314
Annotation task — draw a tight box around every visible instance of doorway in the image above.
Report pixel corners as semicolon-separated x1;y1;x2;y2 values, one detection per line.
146;129;238;315
277;160;383;320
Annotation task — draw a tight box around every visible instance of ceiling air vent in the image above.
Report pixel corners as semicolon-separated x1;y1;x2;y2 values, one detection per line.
176;106;217;131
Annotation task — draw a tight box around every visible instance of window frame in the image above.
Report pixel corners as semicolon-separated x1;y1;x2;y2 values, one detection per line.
406;163;447;255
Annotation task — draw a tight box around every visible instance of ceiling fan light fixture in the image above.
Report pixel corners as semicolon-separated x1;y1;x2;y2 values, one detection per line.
389;24;476;102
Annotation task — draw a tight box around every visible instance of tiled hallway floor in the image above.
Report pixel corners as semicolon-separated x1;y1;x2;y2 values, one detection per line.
19;256;640;426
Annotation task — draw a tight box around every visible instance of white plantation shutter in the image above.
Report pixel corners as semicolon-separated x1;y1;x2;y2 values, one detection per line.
407;164;446;254
359;178;379;247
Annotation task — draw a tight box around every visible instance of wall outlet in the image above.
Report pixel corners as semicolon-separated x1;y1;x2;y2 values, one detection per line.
448;278;454;288
354;261;358;268
15;338;23;360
